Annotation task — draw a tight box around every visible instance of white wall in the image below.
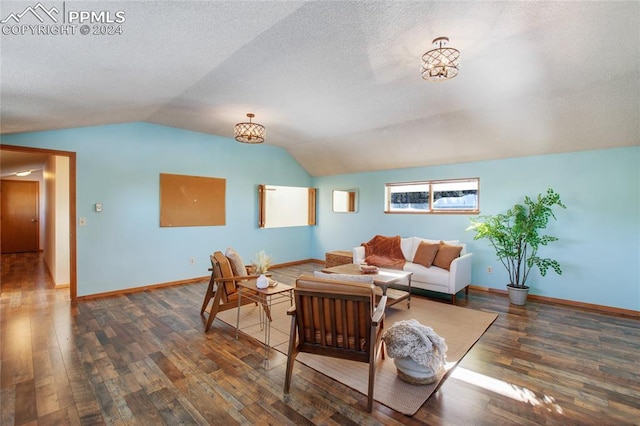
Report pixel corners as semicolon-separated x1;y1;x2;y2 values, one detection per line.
44;155;70;286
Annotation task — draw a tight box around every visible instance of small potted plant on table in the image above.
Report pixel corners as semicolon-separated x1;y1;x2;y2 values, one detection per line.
253;250;273;289
467;188;566;305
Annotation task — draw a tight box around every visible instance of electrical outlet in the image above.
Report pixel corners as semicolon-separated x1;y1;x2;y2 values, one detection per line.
487;266;493;273
189;257;195;265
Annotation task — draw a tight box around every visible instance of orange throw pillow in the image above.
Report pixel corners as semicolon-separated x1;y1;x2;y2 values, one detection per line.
413;242;440;268
432;242;462;270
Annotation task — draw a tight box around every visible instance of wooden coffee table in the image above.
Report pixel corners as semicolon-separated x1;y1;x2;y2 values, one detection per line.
321;263;412;309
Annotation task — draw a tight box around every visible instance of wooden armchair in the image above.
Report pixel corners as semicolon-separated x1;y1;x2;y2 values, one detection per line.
284;275;386;412
201;251;262;332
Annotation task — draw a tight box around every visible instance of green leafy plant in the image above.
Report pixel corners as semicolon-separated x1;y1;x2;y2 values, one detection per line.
467;188;566;288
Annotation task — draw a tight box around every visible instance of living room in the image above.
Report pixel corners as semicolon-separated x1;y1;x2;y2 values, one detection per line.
3;124;638;312
2;1;638;312
0;1;638;424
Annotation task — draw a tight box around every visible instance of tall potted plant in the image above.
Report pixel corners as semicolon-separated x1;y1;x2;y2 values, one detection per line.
466;189;566;305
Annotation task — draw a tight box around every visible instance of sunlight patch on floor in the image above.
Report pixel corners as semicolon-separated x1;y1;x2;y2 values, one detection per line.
451;366;564;414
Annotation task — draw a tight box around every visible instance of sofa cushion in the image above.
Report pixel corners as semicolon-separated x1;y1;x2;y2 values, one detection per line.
403;262;450;288
407;237;467;260
400;237;415;260
412;242;440;268
410;238;461;259
432;242;463;270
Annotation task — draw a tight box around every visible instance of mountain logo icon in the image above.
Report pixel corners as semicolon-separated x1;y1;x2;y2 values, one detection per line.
1;2;60;24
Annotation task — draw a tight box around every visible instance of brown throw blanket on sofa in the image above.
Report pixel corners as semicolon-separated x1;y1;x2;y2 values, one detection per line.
362;235;406;270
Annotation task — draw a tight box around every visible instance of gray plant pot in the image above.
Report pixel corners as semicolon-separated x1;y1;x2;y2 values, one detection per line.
507;284;529;305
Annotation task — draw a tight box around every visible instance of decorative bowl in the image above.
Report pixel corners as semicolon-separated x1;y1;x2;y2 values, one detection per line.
360;264;379;274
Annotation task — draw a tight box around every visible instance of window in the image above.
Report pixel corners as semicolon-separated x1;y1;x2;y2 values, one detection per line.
387;183;430;212
258;184;316;228
385;178;479;214
332;189;358;213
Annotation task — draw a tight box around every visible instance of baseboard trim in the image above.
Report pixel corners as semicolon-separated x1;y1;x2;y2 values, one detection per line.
76;259;324;302
271;258;324;268
76;276;209;301
75;259;327;301
468;285;640;317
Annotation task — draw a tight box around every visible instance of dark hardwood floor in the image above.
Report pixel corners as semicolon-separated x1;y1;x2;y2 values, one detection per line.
1;252;639;425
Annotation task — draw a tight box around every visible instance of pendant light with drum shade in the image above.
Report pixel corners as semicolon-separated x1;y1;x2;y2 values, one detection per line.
234;113;265;144
421;37;460;81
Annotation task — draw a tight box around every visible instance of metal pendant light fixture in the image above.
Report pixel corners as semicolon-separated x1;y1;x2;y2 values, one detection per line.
234;113;265;144
421;37;460;81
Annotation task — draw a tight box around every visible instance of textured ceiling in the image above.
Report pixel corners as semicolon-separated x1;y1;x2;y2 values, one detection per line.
1;1;639;176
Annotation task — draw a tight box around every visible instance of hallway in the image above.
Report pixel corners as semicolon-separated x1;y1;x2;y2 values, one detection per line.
1;252;77;424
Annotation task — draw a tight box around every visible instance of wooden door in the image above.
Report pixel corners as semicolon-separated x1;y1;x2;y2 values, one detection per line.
1;180;39;253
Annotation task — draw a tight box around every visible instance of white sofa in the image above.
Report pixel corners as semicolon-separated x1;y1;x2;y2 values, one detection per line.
352;237;473;304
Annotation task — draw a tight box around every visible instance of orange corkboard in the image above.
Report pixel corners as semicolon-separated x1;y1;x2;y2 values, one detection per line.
160;173;225;227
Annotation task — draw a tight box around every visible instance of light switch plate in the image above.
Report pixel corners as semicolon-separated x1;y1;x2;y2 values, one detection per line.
79;217;87;227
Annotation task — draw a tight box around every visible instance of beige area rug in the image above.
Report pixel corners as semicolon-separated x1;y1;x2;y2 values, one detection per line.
217;297;497;415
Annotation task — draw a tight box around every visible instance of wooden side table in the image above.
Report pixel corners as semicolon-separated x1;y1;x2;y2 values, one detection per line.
325;250;353;268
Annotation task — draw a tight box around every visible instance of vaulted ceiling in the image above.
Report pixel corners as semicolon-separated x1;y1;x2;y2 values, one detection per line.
1;1;638;176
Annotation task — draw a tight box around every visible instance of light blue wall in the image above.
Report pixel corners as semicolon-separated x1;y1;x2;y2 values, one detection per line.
312;146;640;311
3;123;638;310
2;123;313;296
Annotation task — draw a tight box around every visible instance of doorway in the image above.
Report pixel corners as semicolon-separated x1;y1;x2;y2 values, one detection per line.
1;180;39;253
0;145;77;300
